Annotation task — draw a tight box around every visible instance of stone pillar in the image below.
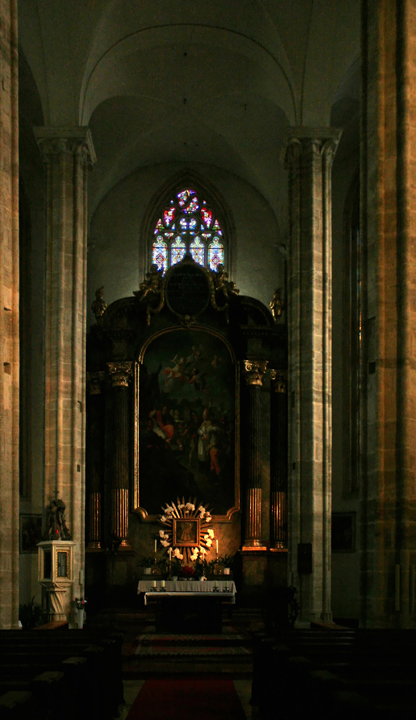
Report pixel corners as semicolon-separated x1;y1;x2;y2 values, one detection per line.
0;0;19;629
361;0;416;627
284;127;341;622
86;371;105;549
270;370;288;549
242;359;268;548
35;127;96;612
107;362;133;548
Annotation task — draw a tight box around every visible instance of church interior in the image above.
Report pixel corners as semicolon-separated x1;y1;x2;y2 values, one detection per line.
2;0;416;717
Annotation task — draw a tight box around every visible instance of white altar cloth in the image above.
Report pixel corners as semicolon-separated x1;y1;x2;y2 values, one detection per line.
138;580;236;605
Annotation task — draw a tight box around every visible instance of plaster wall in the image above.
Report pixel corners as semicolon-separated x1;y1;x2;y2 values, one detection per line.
87;162;283;329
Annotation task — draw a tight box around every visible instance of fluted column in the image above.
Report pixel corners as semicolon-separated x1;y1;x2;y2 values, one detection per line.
35;127;96;612
107;362;133;548
285;127;340;622
270;370;288;549
86;372;105;549
0;0;18;629
242;360;268;548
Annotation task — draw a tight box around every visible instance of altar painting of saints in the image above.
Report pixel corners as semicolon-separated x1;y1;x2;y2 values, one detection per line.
139;330;236;515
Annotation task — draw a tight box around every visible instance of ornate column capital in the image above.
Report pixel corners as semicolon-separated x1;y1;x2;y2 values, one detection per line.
34;126;97;167
283;127;342;168
86;371;106;395
270;370;287;394
107;361;133;388
243;360;268;386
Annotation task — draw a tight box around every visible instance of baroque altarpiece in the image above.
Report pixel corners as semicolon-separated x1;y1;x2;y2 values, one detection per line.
85;256;287;600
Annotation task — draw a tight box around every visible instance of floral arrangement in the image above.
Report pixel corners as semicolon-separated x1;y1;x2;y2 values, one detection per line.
157;496;215;567
181;565;195;578
74;597;87;610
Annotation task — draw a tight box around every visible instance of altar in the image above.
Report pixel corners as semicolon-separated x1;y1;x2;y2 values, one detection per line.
138;580;237;633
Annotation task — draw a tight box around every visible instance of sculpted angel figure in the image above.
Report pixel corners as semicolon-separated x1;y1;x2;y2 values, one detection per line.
211;264;239;299
91;286;107;320
135;264;164;301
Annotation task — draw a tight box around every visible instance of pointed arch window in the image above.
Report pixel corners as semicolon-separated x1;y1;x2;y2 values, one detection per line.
151;188;225;274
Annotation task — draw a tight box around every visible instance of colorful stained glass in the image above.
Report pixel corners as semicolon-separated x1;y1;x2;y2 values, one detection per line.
164;207;176;226
152;236;168;273
208;238;224;271
152;189;226;273
213;219;222;235
171;236;186;266
201;208;213;227
190;237;205;266
184;196;199;214
177;189;195;207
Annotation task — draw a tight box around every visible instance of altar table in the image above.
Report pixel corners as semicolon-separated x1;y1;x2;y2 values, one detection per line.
137;580;237;632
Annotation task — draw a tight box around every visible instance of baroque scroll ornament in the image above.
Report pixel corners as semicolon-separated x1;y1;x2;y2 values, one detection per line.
158;497;215;565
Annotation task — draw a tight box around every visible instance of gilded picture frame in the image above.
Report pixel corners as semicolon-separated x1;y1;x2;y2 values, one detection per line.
173;517;200;547
134;326;240;521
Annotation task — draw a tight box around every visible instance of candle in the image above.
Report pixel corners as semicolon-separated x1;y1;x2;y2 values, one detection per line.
155;539;157;553
152;580;156;588
216;539;219;555
161;580;165;588
168;547;172;560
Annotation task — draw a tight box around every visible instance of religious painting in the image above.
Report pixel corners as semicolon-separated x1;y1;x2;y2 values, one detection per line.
331;512;356;552
20;514;43;553
136;329;238;517
173;518;200;547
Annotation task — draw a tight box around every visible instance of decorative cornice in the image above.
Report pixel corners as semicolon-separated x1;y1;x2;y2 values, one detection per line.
107;361;133;388
270;369;287;393
34;126;97;167
243;360;268;386
86;371;106;395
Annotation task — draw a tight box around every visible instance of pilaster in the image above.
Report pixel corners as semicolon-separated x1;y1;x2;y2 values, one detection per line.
107;362;133;548
270;370;288;549
242;359;268;548
284;127;341;622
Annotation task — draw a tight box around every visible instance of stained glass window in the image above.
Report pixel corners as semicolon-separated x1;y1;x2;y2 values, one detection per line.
190;236;205;266
208;238;224;271
171;236;186;266
152;236;168;273
151;188;226;274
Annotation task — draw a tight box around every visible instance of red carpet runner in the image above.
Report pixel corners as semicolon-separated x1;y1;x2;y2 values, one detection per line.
126;674;247;719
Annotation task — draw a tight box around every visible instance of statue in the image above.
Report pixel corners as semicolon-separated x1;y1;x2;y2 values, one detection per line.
45;497;71;540
211;264;239;299
134;264;164;301
91;286;107;321
269;288;284;321
134;264;165;326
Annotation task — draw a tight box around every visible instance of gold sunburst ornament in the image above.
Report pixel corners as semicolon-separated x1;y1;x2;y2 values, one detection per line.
158;497;215;565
